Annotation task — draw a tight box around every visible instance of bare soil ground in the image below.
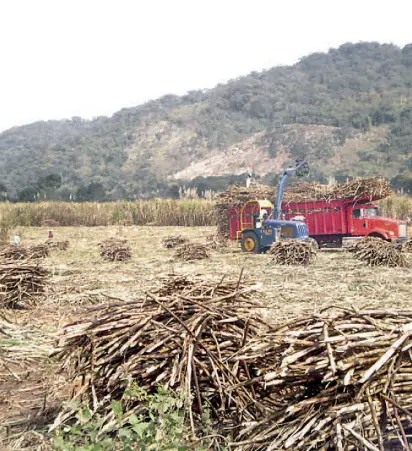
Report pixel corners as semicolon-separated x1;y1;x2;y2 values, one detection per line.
1;225;411;450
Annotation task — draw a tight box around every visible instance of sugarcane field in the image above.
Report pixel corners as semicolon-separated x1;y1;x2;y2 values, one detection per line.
0;177;412;451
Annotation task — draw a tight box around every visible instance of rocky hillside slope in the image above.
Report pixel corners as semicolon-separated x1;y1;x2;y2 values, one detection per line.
1;41;412;200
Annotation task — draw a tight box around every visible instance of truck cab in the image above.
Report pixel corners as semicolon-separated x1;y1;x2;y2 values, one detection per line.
283;198;407;247
349;203;407;242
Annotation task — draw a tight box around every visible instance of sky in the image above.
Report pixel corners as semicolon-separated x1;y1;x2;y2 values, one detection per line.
0;0;411;132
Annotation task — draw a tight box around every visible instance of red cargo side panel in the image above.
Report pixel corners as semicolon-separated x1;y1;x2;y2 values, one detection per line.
283;200;347;236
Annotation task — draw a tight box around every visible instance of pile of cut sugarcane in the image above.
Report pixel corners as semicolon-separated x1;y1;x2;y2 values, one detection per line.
284;177;391;202
214;204;231;239
403;238;412;253
46;240;69;251
175;242;211;261
162;235;188;249
0;246;29;261
350;237;407;267
51;275;412;450
232;309;412;450
29;243;49;259
206;233;228;250
0;263;50;308
216;184;277;205
0;244;51;261
270;239;316;265
50;274;266;434
98;238;131;261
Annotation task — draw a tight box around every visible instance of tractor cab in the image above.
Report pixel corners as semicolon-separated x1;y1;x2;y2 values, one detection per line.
238;200;309;253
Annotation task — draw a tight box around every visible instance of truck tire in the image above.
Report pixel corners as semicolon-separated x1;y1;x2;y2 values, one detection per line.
241;232;261;253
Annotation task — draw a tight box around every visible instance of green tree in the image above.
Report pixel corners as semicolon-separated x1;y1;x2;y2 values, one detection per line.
0;182;8;201
76;182;106;202
18;187;37;202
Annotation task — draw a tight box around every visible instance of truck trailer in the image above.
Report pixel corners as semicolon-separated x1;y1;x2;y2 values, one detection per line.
282;195;407;247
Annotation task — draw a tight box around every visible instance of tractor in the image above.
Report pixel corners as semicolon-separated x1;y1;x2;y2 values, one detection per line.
238;159;310;253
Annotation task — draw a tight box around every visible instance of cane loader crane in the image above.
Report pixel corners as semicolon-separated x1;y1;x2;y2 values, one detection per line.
239;158;310;253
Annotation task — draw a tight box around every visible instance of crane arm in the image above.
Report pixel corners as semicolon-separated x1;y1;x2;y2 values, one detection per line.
273;159;308;220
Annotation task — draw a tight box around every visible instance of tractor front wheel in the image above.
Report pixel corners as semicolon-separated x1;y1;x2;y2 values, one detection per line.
241;232;261;253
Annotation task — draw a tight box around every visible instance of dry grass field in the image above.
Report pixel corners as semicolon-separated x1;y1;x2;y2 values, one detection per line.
1;225;412;450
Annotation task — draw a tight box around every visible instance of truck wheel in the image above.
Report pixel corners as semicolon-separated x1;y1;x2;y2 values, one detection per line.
241;232;261;253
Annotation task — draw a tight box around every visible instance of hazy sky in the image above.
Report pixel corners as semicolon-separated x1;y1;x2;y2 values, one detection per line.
0;0;411;132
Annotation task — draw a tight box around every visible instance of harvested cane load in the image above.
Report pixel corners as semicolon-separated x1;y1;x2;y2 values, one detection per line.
215;204;230;239
46;240;69;251
216;178;391;205
28;243;49;259
232;308;412;450
162;235;188;249
0;263;50;308
175;242;211;261
0;245;28;261
269;239;316;265
98;238;131;261
216;183;277;205
50;275;267;436
350;237;407;267
284;177;392;202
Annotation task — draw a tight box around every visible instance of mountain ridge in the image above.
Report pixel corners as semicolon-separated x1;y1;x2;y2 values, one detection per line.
1;41;412;200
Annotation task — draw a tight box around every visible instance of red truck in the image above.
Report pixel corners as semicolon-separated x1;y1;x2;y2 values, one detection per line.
283;196;407;247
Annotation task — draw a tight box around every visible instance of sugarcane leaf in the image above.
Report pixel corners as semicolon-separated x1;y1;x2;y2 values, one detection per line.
111;400;123;419
128;414;139;425
132;422;150;438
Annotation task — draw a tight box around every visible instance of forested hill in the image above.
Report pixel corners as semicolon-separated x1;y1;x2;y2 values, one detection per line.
1;41;412;201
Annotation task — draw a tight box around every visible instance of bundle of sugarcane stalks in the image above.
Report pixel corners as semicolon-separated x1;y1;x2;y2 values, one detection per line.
0;246;28;261
206;233;228;250
98;238;131;261
270;239;316;265
350;237;407;267
175;242;211;261
284;177;391;203
162;235;188;249
215;184;277;205
0;263;50;308
403;238;412;253
50;274;267;436
216;178;391;205
214;204;230;240
29;243;49;259
0;244;50;261
231;308;412;450
46;240;69;251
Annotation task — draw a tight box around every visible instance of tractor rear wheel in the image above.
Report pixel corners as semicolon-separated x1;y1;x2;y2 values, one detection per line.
241;232;261;253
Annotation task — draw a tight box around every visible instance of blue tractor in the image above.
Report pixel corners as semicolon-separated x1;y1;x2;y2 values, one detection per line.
240;159;310;253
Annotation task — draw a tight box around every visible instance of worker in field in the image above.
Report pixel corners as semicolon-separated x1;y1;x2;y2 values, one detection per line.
12;232;21;246
48;230;54;240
